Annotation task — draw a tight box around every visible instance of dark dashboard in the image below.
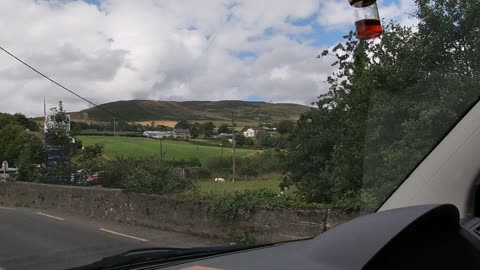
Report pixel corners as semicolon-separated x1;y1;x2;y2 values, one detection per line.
157;204;480;270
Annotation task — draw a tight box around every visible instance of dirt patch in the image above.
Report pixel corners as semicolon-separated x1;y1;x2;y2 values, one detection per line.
132;120;178;128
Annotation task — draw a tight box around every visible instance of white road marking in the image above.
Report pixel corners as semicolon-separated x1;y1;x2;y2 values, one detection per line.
0;206;16;210
36;212;65;221
99;228;149;242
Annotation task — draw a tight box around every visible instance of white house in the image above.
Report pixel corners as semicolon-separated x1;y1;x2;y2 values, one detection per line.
243;128;263;138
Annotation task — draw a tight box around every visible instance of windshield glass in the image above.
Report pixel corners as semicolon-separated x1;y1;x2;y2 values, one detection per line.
0;0;479;269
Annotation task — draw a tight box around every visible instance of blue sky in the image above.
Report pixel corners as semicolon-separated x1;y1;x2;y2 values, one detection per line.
84;0;100;6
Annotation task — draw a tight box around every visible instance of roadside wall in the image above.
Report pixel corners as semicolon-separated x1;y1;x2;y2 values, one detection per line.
0;182;359;243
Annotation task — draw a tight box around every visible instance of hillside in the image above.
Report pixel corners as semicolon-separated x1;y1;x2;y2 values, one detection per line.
70;100;310;125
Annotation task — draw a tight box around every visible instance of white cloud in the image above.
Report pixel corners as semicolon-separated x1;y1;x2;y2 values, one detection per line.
0;0;417;117
270;66;291;81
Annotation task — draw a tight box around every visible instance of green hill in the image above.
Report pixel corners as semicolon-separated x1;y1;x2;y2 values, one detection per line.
70;100;310;125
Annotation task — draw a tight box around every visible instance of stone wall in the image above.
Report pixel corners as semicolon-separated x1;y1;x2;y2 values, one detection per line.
0;182;359;243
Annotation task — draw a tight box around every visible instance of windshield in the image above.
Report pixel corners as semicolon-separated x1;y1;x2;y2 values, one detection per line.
0;0;479;269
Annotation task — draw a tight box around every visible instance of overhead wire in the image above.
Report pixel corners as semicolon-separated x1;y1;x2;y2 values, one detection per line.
0;5;238;122
0;45;119;118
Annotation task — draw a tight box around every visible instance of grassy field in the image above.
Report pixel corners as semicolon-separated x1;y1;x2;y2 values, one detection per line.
197;179;283;194
78;136;259;164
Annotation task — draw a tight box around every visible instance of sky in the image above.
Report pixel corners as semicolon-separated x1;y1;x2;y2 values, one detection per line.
0;0;419;117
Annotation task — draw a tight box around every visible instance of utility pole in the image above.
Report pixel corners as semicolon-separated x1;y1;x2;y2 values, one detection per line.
257;104;261;127
113;117;117;136
160;138;164;162
231;111;236;183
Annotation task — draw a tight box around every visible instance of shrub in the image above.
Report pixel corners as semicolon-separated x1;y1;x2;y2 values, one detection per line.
204;149;285;180
166;158;201;168
122;166;192;195
186;167;211;180
82;144;103;159
204;189;278;223
99;156;194;195
205;157;231;172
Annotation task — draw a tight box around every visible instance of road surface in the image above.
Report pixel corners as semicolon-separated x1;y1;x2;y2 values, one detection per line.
0;206;217;270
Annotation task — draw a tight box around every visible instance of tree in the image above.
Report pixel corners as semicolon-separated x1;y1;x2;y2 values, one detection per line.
45;101;71;147
190;122;202;138
45;101;76;182
217;124;231;134
255;132;275;148
202;122;216;138
0;116;45;180
16;139;46;181
175;120;190;130
235;134;247;146
0;113;39;132
15;113;39;131
0;124;25;164
277;120;295;135
284;0;480;210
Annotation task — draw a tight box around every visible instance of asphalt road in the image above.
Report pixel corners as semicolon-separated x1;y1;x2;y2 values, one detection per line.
0;206;217;270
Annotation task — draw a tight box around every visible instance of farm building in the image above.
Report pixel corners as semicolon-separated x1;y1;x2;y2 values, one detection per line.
143;129;191;139
172;129;191;139
143;131;172;139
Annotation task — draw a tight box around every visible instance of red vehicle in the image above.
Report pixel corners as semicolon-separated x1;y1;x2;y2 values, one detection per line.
86;173;101;185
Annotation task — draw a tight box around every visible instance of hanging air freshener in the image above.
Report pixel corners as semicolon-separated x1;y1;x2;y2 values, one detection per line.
348;0;383;40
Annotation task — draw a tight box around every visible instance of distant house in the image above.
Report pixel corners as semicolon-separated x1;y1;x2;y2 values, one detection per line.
172;129;191;139
262;126;277;131
143;129;191;139
143;131;172;139
243;127;264;138
213;133;233;139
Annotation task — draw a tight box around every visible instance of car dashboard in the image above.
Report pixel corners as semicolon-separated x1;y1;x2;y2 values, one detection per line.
153;204;480;270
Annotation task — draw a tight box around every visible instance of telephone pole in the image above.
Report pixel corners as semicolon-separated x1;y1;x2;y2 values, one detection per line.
160;138;164;162
113;117;117;136
231;111;236;183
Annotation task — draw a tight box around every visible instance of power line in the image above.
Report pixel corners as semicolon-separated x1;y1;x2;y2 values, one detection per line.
0;45;118;118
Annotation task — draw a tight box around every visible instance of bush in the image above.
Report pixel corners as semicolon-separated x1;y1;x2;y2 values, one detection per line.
82;143;104;159
203;189;279;223
198;189;320;223
100;156;194;195
122;166;192;195
204;149;285;180
185;167;211;180
205;157;231;172
166;158;201;168
236;150;285;177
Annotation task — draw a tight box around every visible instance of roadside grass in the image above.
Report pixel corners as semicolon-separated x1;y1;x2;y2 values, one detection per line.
196;175;296;195
77;136;259;164
197;179;280;194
